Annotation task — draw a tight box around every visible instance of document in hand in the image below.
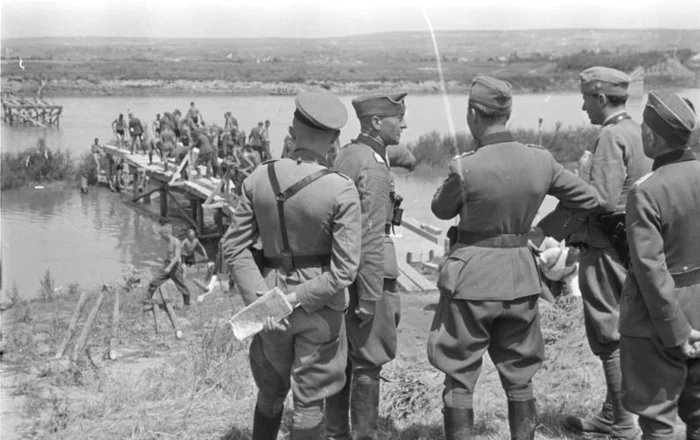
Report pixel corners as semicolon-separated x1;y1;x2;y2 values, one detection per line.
228;287;294;341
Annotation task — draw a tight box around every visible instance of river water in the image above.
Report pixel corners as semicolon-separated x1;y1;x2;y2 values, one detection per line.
2;90;699;297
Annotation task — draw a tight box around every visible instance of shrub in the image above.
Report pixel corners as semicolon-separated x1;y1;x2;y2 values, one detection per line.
1;140;78;190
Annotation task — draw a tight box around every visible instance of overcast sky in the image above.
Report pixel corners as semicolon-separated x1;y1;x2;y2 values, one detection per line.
2;0;699;40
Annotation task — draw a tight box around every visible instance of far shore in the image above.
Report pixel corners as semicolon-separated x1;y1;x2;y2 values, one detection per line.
3;76;698;99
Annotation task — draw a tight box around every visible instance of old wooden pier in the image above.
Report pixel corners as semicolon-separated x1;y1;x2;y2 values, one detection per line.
1;92;63;127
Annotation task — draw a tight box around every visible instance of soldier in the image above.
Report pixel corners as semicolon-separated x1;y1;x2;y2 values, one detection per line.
620;90;700;440
144;221;192;308
128;112;144;155
554;67;652;439
427;76;600;440
326;91;408;440
222;89;362;440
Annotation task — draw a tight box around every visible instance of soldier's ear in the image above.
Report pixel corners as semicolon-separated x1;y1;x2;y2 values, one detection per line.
597;93;608;109
289;126;296;141
371;115;382;131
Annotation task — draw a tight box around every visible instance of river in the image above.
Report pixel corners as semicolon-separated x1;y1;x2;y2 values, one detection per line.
2;90;699;297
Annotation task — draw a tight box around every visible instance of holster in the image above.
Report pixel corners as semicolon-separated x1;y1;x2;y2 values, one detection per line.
598;212;629;267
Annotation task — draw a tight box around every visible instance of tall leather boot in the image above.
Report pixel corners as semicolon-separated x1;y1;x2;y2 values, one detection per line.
351;376;380;440
565;390;613;435
325;364;352;440
602;354;639;439
508;399;537;440
252;405;283;440
292;424;324;440
443;407;474;440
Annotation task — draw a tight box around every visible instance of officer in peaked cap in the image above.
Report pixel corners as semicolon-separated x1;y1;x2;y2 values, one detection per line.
428;75;599;439
543;66;653;439
223;89;362;440
620;90;700;440
325;90;414;440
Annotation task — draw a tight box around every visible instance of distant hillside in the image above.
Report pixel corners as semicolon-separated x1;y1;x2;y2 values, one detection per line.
1;29;698;96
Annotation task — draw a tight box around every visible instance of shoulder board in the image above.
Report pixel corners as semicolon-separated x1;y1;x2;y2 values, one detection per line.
454;150;476;160
526;143;546;150
632;172;654;188
260;158;279;166
373;152;385;164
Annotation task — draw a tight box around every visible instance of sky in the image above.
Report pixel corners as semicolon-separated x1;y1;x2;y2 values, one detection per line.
1;0;699;40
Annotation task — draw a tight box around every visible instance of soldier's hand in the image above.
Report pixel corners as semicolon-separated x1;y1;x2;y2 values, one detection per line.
680;329;700;358
262;316;289;333
355;299;376;328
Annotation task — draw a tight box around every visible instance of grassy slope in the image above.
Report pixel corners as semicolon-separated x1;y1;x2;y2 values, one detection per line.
2;29;698;95
2;266;658;440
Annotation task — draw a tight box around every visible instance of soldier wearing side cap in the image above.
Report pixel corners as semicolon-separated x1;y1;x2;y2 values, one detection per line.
325;91;410;440
427;76;599;440
222;90;362;440
619;90;700;440
546;66;652;439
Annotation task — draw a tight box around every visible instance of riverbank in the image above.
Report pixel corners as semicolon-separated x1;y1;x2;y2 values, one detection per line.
1;141;97;191
3;76;699;98
0;266;619;440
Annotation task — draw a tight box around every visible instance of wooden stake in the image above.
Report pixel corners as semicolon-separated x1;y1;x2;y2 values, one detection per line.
55;289;90;359
71;287;107;363
108;287;121;360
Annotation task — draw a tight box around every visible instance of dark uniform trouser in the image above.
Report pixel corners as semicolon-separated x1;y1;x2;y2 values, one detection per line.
579;246;626;357
427;294;544;408
251;306;347;433
621;336;700;440
325;279;401;439
147;260;190;305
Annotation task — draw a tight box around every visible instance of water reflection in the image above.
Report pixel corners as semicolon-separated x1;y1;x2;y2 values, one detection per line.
1;188;163;298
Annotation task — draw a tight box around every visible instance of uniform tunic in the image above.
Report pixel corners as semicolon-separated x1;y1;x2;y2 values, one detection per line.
222;148;362;407
428;131;599;405
334;133;401;370
620;149;700;439
557;114;651;357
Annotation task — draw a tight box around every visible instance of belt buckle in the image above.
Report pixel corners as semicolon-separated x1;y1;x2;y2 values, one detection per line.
280;251;294;272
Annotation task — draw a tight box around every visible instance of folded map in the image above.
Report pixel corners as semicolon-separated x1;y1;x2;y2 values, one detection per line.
229;287;294;341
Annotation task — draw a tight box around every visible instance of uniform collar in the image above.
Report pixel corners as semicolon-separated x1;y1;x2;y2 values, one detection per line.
477;131;514;149
288;148;329;167
603;111;630;126
652;148;696;171
356;133;387;157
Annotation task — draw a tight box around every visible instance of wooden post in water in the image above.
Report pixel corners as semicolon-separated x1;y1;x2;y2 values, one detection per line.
132;168;140;200
72;287;107;362
196;200;204;235
160;187;168;218
215;208;225;235
55;289;90;359
108;288;120;360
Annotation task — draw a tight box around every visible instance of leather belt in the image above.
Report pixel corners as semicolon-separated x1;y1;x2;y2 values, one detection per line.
263;254;331;270
457;230;528;248
672;267;700;288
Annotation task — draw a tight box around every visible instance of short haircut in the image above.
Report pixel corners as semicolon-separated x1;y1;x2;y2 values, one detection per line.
190;101;195;106
469;102;511;123
606;95;628;107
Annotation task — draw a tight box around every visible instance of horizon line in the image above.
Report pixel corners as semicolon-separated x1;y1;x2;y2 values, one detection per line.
3;27;700;42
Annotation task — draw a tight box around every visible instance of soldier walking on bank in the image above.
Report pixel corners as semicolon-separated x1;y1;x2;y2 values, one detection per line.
552;67;652;439
325;92;410;440
620;90;700;440
427;76;600;440
222;90;362;440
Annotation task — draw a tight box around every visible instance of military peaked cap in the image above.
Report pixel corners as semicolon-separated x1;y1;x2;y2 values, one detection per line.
294;90;348;131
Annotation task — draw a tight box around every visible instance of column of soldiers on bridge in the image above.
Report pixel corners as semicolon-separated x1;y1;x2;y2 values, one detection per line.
216;66;699;440
106;102;271;188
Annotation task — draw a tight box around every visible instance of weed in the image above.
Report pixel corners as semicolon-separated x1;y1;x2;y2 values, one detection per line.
67;282;80;296
39;269;56;301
